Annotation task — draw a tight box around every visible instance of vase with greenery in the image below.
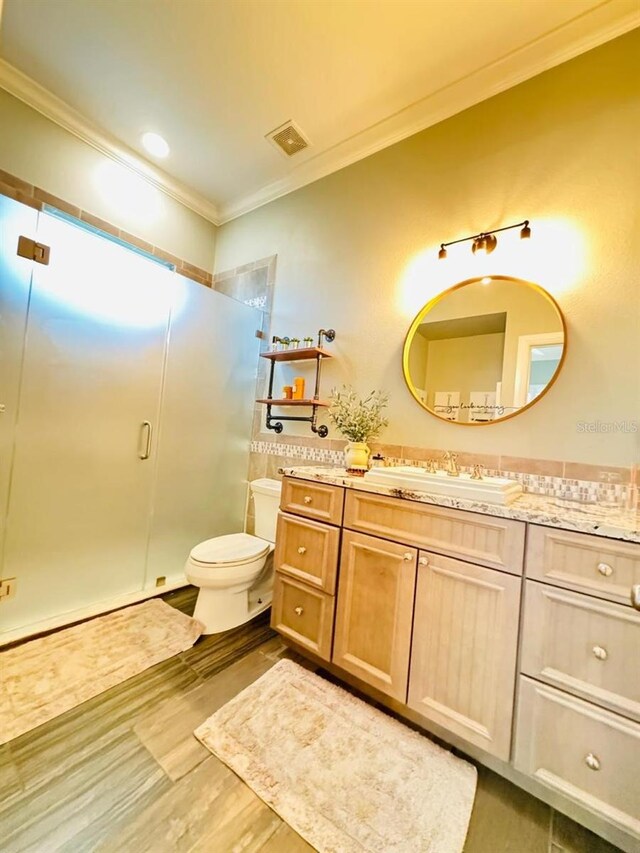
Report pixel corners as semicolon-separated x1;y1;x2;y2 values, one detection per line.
328;386;389;473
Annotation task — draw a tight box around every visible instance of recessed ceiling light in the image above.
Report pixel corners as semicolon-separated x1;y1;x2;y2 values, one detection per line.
141;132;170;159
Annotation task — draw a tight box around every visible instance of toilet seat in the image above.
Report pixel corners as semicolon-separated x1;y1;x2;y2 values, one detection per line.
189;533;270;567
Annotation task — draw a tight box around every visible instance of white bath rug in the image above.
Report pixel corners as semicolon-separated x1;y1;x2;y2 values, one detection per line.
0;598;203;744
195;658;477;853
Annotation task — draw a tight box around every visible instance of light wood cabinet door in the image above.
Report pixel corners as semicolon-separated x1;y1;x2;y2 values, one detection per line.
521;581;640;721
280;477;344;526
515;676;640;839
333;530;417;701
271;573;335;661
344;490;525;574
274;512;340;593
408;551;521;760
526;525;640;607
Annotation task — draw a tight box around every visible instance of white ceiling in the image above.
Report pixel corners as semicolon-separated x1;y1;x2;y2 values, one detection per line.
0;0;638;223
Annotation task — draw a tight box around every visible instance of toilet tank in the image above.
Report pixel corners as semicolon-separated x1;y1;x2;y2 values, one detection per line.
250;478;282;542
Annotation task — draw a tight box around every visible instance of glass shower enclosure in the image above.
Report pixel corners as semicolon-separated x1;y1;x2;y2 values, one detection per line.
0;195;260;642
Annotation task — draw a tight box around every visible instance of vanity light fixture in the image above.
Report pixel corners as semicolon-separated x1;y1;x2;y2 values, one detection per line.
438;219;532;259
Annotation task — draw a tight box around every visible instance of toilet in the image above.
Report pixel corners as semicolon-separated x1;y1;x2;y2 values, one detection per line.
185;478;282;634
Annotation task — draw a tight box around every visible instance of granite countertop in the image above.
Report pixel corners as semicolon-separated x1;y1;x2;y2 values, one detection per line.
280;466;640;544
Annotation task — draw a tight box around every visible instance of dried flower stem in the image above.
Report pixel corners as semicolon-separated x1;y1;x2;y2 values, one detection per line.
328;386;389;443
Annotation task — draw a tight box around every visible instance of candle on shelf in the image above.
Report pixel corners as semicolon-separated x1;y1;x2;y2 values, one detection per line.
292;377;305;399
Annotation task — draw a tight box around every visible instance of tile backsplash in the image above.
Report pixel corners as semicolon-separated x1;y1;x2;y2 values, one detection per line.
249;438;637;508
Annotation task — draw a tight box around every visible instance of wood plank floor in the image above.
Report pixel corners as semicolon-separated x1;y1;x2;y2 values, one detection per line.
0;587;620;852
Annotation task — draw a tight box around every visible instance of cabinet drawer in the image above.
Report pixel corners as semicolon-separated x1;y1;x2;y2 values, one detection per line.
271;574;335;661
344;490;525;573
274;512;340;593
522;581;640;720
514;676;640;839
280;477;344;526
408;551;521;760
526;525;640;606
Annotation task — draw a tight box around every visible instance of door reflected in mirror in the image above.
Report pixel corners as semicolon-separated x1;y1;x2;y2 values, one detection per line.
403;276;566;425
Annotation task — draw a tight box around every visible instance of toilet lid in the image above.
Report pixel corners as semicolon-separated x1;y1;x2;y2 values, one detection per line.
189;533;270;566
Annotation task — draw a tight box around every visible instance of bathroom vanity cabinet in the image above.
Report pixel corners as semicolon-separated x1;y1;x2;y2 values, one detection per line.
408;550;521;760
333;530;417;701
271;473;640;852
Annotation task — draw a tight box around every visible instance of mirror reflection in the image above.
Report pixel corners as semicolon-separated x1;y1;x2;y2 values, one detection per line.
403;276;566;424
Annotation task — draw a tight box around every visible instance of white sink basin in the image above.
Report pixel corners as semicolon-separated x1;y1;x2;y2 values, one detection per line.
363;466;522;505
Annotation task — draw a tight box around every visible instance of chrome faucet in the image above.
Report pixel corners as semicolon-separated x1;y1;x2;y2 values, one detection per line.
471;463;485;480
443;450;460;477
426;458;438;474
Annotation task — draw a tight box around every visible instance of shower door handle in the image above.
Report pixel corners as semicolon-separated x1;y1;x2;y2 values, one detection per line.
138;421;153;460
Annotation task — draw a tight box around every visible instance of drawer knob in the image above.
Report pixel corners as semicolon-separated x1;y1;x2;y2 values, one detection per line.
419;556;429;566
592;645;608;661
294;606;304;616
631;584;640;611
585;753;601;771
297;546;307;555
597;562;613;577
303;496;313;504
403;552;413;562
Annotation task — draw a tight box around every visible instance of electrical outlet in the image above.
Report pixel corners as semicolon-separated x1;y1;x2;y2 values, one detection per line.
0;577;17;601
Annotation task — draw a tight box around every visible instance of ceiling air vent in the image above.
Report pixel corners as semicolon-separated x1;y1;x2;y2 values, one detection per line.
266;120;309;157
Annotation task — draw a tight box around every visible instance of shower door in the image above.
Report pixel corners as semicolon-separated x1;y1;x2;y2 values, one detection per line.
147;276;261;583
1;212;175;633
0;196;38;565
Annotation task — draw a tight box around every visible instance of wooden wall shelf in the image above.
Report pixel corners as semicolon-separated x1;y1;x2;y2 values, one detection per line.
260;346;333;363
256;329;335;437
256;398;329;407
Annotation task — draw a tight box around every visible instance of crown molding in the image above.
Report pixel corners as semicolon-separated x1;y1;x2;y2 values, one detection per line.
219;3;640;223
0;58;222;225
1;2;637;229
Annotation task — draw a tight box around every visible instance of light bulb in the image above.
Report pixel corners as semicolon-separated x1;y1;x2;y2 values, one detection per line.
141;132;170;159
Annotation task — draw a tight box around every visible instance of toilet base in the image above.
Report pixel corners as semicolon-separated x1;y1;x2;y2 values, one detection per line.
193;585;272;634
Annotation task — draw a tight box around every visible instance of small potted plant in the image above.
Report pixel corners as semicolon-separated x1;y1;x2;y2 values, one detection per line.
279;336;290;350
328;386;389;474
303;336;314;348
290;337;301;349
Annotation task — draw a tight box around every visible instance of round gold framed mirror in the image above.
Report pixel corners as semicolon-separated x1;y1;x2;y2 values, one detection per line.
402;275;567;425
